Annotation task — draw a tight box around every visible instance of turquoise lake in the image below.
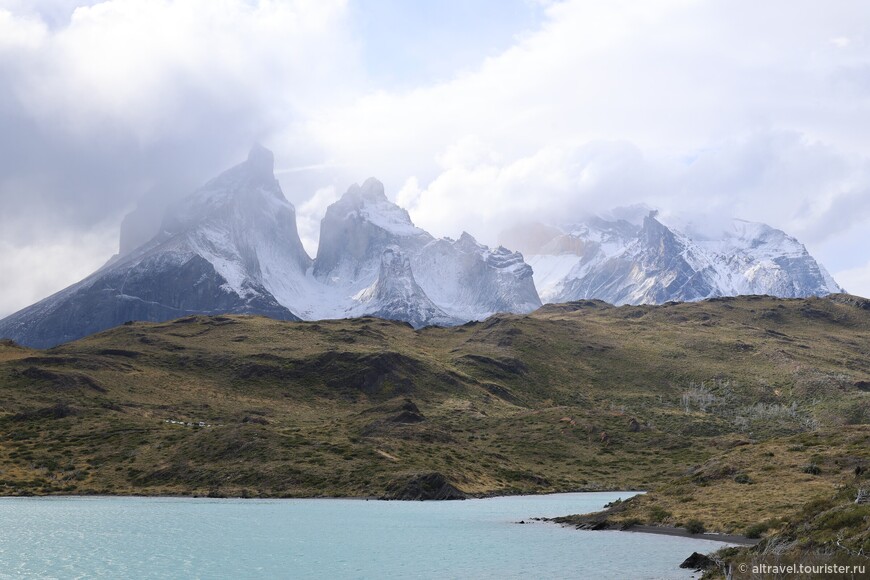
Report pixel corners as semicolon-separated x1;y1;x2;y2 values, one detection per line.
0;492;731;579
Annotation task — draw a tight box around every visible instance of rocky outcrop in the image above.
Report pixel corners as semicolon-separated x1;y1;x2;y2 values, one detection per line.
522;212;842;306
415;232;541;320
0;145;304;348
352;246;457;328
679;552;716;571
316;181;541;322
382;472;467;500
314;178;431;284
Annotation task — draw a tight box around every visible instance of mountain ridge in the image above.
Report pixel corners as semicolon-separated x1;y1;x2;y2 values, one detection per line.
0;148;540;347
514;211;842;306
0;148;843;348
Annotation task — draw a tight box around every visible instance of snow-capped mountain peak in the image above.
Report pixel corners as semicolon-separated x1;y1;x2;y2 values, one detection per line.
0;146;314;348
516;211;842;306
352;245;456;328
324;177;426;239
314;179;432;283
0;148;845;349
312;181;540;322
245;143;276;181
346;176;388;202
164;144;286;231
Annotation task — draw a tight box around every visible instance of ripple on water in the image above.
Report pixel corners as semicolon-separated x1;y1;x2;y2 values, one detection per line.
0;493;733;579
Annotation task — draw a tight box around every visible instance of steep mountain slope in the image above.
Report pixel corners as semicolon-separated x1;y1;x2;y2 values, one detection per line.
1;148;846;347
351;246;458;327
0;146;305;348
414;233;541;320
314;177;431;286
520;212;842;305
313;178;541;322
0;151;542;347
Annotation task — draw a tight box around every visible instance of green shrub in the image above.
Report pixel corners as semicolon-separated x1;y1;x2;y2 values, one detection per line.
648;505;672;523
734;473;752;484
685;519;706;534
802;464;822;475
801;496;835;517
744;522;770;539
818;507;870;531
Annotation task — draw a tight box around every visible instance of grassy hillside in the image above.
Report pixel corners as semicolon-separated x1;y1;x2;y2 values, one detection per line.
1;295;868;512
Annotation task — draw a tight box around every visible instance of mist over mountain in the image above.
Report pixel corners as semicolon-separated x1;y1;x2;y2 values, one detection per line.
0;147;843;348
502;207;842;307
0;147;540;347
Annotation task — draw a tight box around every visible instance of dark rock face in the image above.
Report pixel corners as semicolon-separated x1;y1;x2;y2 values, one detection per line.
357;246;456;328
528;212;842;306
829;293;870;310
0;255;297;349
679;552;716;571
314;181;540;322
387;399;426;424
0;147;305;348
382;472;467;500
559;215;716;305
314;178;430;280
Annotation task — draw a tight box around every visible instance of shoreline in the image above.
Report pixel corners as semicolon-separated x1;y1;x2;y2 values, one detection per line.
546;518;759;546
0;488;644;501
620;524;759;546
3;491;754;545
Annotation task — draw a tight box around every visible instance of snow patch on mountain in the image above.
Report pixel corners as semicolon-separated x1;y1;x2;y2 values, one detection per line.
1;145;845;349
522;211;842;305
313;181;540;322
351;246;457;327
413;233;540;320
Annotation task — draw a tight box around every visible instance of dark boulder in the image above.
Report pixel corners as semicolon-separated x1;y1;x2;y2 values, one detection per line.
13;403;77;421
382;472;467;500
387;399;426;424
679;552;716;571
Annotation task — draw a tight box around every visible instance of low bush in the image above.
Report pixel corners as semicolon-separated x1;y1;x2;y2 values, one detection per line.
744;522;770;539
648;505;672;523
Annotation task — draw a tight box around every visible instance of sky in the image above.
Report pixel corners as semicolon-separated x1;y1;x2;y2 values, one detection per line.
1;0;869;318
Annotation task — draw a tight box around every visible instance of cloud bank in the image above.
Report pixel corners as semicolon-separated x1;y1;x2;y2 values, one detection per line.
1;0;870;317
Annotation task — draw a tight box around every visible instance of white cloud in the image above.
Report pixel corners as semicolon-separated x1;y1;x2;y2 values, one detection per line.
298;0;870;271
0;9;47;51
0;226;117;319
0;0;360;312
3;0;870;313
296;185;340;258
9;0;356;140
385;131;870;253
835;261;870;299
307;0;870;175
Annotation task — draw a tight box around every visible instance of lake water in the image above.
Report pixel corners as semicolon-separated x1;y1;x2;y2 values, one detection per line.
0;492;731;579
